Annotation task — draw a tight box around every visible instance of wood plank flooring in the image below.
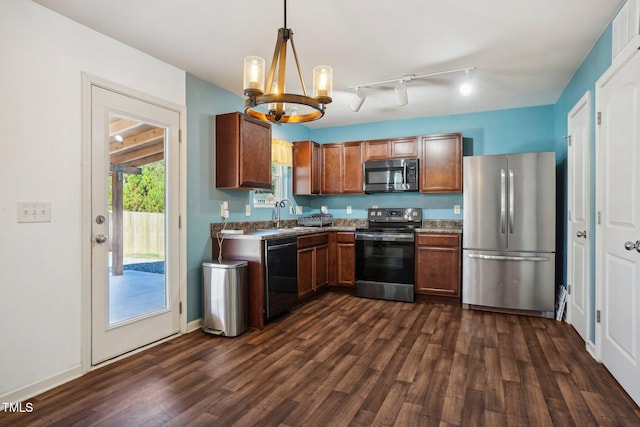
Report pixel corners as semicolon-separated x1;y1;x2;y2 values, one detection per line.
2;292;639;426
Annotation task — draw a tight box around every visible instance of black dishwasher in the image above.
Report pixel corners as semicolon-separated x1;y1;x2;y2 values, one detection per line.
264;236;298;321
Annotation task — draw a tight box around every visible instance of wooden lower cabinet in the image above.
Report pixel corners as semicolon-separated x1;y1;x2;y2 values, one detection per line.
297;233;329;299
329;231;355;287
415;233;461;302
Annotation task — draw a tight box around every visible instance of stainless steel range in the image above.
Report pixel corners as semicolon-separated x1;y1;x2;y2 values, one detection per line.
355;207;422;302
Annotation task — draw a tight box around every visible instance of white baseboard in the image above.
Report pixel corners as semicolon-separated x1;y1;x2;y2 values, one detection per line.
187;318;202;333
586;340;598;361
0;365;83;406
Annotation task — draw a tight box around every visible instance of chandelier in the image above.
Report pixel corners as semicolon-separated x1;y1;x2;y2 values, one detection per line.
243;0;332;124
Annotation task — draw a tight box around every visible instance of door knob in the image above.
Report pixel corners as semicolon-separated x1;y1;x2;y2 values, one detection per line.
624;240;640;252
576;230;587;238
95;234;108;244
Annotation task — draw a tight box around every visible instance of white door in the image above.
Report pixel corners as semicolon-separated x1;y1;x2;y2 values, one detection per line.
596;46;640;406
91;85;180;365
566;92;590;343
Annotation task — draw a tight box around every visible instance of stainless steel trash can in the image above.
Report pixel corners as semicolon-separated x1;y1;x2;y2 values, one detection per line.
202;260;248;337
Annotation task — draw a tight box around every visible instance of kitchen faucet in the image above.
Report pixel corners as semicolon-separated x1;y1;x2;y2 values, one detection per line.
273;198;296;228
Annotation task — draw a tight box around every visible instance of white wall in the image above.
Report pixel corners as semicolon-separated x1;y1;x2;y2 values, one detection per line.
0;0;185;400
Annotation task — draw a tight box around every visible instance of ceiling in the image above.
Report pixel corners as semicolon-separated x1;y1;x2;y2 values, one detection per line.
34;0;624;129
109;117;164;169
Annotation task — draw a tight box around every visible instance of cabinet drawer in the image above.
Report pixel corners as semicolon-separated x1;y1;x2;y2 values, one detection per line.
416;233;460;247
336;231;355;243
298;233;329;249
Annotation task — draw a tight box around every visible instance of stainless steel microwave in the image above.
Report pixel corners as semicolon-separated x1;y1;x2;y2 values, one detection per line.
363;158;419;193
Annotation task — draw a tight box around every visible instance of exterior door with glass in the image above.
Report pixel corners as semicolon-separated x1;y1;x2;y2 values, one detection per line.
91;85;180;365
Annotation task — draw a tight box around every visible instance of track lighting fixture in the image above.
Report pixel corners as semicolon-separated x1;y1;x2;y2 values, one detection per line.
395;80;408;106
459;69;473;96
349;66;475;111
350;87;366;112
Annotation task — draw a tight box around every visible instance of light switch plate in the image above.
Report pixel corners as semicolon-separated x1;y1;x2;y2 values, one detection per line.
18;202;51;223
454;205;461;214
346;206;352;214
245;204;251;216
295;206;303;215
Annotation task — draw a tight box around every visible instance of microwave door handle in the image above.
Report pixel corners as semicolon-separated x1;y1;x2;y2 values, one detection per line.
509;168;514;234
500;169;506;234
403;163;407;186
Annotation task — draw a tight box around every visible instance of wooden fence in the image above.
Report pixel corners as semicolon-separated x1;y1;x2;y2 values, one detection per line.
109;212;165;258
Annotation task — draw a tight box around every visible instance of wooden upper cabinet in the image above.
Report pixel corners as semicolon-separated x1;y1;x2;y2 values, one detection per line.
321;143;342;194
419;133;463;193
292;140;321;195
215;112;272;190
342;142;364;193
364;137;418;161
321;141;363;194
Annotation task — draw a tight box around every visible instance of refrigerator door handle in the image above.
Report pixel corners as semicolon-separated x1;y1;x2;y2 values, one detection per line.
467;253;550;262
500;169;506;234
508;168;515;234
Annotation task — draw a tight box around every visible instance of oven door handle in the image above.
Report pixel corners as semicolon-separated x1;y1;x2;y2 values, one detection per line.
356;232;415;242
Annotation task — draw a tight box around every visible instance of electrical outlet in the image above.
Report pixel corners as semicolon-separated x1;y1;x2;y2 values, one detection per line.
321;205;328;214
221;201;229;219
296;206;303;215
454;205;461;214
346;206;352;214
17;202;51;223
245;204;251;216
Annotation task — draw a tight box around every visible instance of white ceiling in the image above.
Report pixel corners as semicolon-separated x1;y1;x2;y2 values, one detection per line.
34;0;624;129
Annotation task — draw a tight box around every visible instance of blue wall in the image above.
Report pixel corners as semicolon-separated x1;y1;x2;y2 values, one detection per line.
553;25;613;343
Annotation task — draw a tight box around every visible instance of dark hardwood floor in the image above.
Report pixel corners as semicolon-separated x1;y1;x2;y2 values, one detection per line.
2;292;639;426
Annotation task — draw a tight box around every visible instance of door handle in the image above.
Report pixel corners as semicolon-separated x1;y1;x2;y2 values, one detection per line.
95;234;108;244
624;240;640;252
508;168;514;234
576;230;587;238
500;169;506;234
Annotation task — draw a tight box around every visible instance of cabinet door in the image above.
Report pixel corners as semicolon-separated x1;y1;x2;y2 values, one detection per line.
321;144;342;194
293;140;321;195
415;234;461;296
390;137;418;158
364;140;391;160
336;232;356;286
315;245;329;289
420;133;462;193
312;142;322;194
298;247;314;298
342;142;363;193
239;116;272;189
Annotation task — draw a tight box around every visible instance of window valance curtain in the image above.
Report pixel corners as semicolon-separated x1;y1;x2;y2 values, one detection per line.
272;138;292;167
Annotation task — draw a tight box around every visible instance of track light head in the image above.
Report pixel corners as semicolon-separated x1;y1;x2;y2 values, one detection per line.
350;87;366;112
459;69;473;96
395;80;408;106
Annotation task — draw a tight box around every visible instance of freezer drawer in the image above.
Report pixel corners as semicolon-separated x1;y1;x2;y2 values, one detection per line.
462;250;555;315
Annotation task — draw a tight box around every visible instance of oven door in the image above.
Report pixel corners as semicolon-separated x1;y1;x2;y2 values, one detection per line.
355;231;415;301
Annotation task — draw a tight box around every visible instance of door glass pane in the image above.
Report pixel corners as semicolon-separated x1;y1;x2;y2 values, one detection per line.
108;114;167;325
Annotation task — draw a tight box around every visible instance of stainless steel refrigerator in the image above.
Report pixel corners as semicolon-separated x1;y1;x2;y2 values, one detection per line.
462;151;556;317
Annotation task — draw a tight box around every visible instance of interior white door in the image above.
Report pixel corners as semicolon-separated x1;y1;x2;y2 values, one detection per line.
596;46;640;406
566;92;590;343
91;85;180;365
